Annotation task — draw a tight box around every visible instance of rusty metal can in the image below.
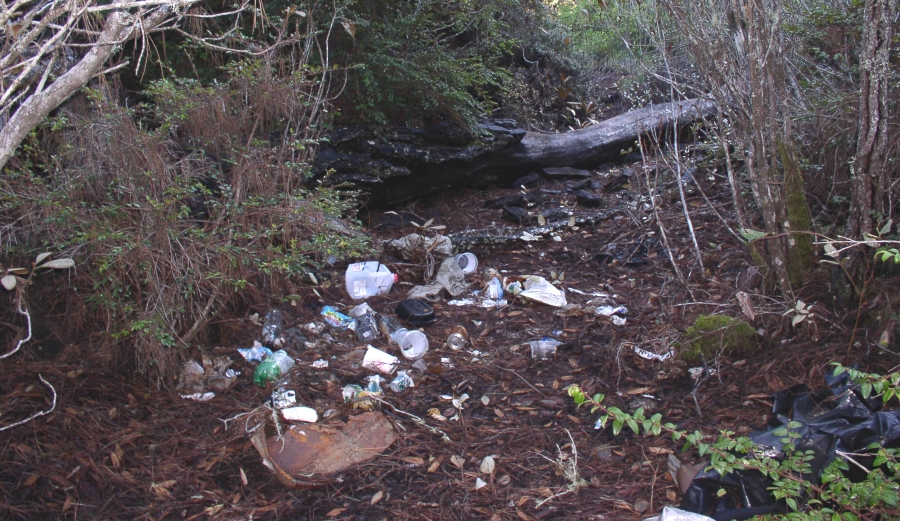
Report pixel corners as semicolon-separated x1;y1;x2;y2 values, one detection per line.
446;325;469;350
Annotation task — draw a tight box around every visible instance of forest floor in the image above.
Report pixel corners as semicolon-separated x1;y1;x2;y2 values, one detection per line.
1;152;892;521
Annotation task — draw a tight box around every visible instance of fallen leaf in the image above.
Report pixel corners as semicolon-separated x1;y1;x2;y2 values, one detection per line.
450;455;465;468
625;387;652;395
648;446;673;455
371;490;383;504
428;459;442;473
666;489;678;501
240;467;248;486
326;507;346;517
475;477;487;489
204;504;224;516
517;496;530;507
537;486;554;497
481;396;490;406
498;474;511;486
494;408;505;418
403;456;425;466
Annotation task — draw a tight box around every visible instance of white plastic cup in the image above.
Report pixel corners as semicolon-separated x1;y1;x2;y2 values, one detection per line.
454;253;478;275
399;330;429;360
362;345;399;374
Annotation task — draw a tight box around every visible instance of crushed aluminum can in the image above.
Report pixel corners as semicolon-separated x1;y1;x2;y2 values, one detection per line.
271;388;297;409
388;371;414;393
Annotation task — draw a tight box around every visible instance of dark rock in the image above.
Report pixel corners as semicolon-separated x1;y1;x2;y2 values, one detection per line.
567;179;592;192
575;190;603;208
512;172;543;188
485;189;545;209
542;166;592;179
503;206;531;224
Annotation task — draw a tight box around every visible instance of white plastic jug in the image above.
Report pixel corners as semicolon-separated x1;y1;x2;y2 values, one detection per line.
345;262;394;299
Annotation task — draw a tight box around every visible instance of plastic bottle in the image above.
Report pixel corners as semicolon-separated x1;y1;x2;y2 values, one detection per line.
253;350;295;387
261;309;283;347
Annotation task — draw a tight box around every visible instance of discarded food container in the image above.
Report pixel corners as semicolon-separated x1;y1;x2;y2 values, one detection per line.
253;350;296;387
345;262;395;299
281;406;318;423
530;338;562;361
446;325;468;350
366;375;384;393
396;299;436;325
454;252;479;275
271;388;297;409
399;330;429;360
389;371;414;392
362;345;399;374
261;309;284;347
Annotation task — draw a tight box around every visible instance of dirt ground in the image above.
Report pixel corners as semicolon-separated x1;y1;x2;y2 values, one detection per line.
0;157;890;521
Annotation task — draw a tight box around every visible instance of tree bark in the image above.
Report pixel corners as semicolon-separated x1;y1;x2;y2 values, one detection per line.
849;0;894;239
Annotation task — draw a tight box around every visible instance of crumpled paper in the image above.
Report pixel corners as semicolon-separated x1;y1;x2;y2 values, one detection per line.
519;276;567;307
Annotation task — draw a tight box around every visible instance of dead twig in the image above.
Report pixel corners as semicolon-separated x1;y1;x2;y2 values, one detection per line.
0;374;57;432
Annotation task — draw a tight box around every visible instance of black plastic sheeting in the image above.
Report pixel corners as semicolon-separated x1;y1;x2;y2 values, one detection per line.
682;368;900;520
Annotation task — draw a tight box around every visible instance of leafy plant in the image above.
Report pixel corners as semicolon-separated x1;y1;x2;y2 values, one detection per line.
567;363;900;520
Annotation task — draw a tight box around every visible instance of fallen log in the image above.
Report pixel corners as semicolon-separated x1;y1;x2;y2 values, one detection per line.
314;99;716;205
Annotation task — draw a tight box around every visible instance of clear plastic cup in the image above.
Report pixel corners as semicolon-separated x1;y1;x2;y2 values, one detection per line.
399;330;429;360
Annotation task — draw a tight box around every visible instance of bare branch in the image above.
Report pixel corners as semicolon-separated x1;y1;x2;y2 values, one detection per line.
0;374;58;432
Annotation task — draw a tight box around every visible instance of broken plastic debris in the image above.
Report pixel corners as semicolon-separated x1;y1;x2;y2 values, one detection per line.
633;347;674;361
519;276;567;307
237;341;273;363
485;277;504;300
181;392;215;401
310;359;329;369
596;305;628;316
611;315;627;326
271;388;297;409
530;338;562;360
647;506;714;521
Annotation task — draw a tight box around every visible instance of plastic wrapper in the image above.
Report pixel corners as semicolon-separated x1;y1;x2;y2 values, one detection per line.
238;341;273;363
321;306;353;329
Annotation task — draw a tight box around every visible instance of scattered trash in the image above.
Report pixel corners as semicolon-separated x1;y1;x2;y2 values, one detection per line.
644;506;714;521
454;252;479;274
387;233;453;260
310;359;329;369
342;384;381;411
484;277;504;300
633;347;674;361
281;406;318;423
177;355;239;394
434;255;469;297
321;306;353;329
180;392;216;401
253;350;296;387
258;411;397;479
475;477;487;490
611;315;627;326
412;359;429;372
238;341;274;363
271;388;297;409
596;305;628;316
365;375;384;393
396;299;437;325
261;309;284;348
530;338;562;360
362;345;399;374
427;408;447;421
397;329;429;360
388;371;414;392
519;276;567;307
345;261;395;299
446;325;468;350
349;302;379;343
377;315;404;338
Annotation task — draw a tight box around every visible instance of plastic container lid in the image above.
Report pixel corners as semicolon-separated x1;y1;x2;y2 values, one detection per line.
396;299;436;325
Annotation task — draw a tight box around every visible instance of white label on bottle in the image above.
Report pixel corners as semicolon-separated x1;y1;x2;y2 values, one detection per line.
350;263;365;272
353;280;367;298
